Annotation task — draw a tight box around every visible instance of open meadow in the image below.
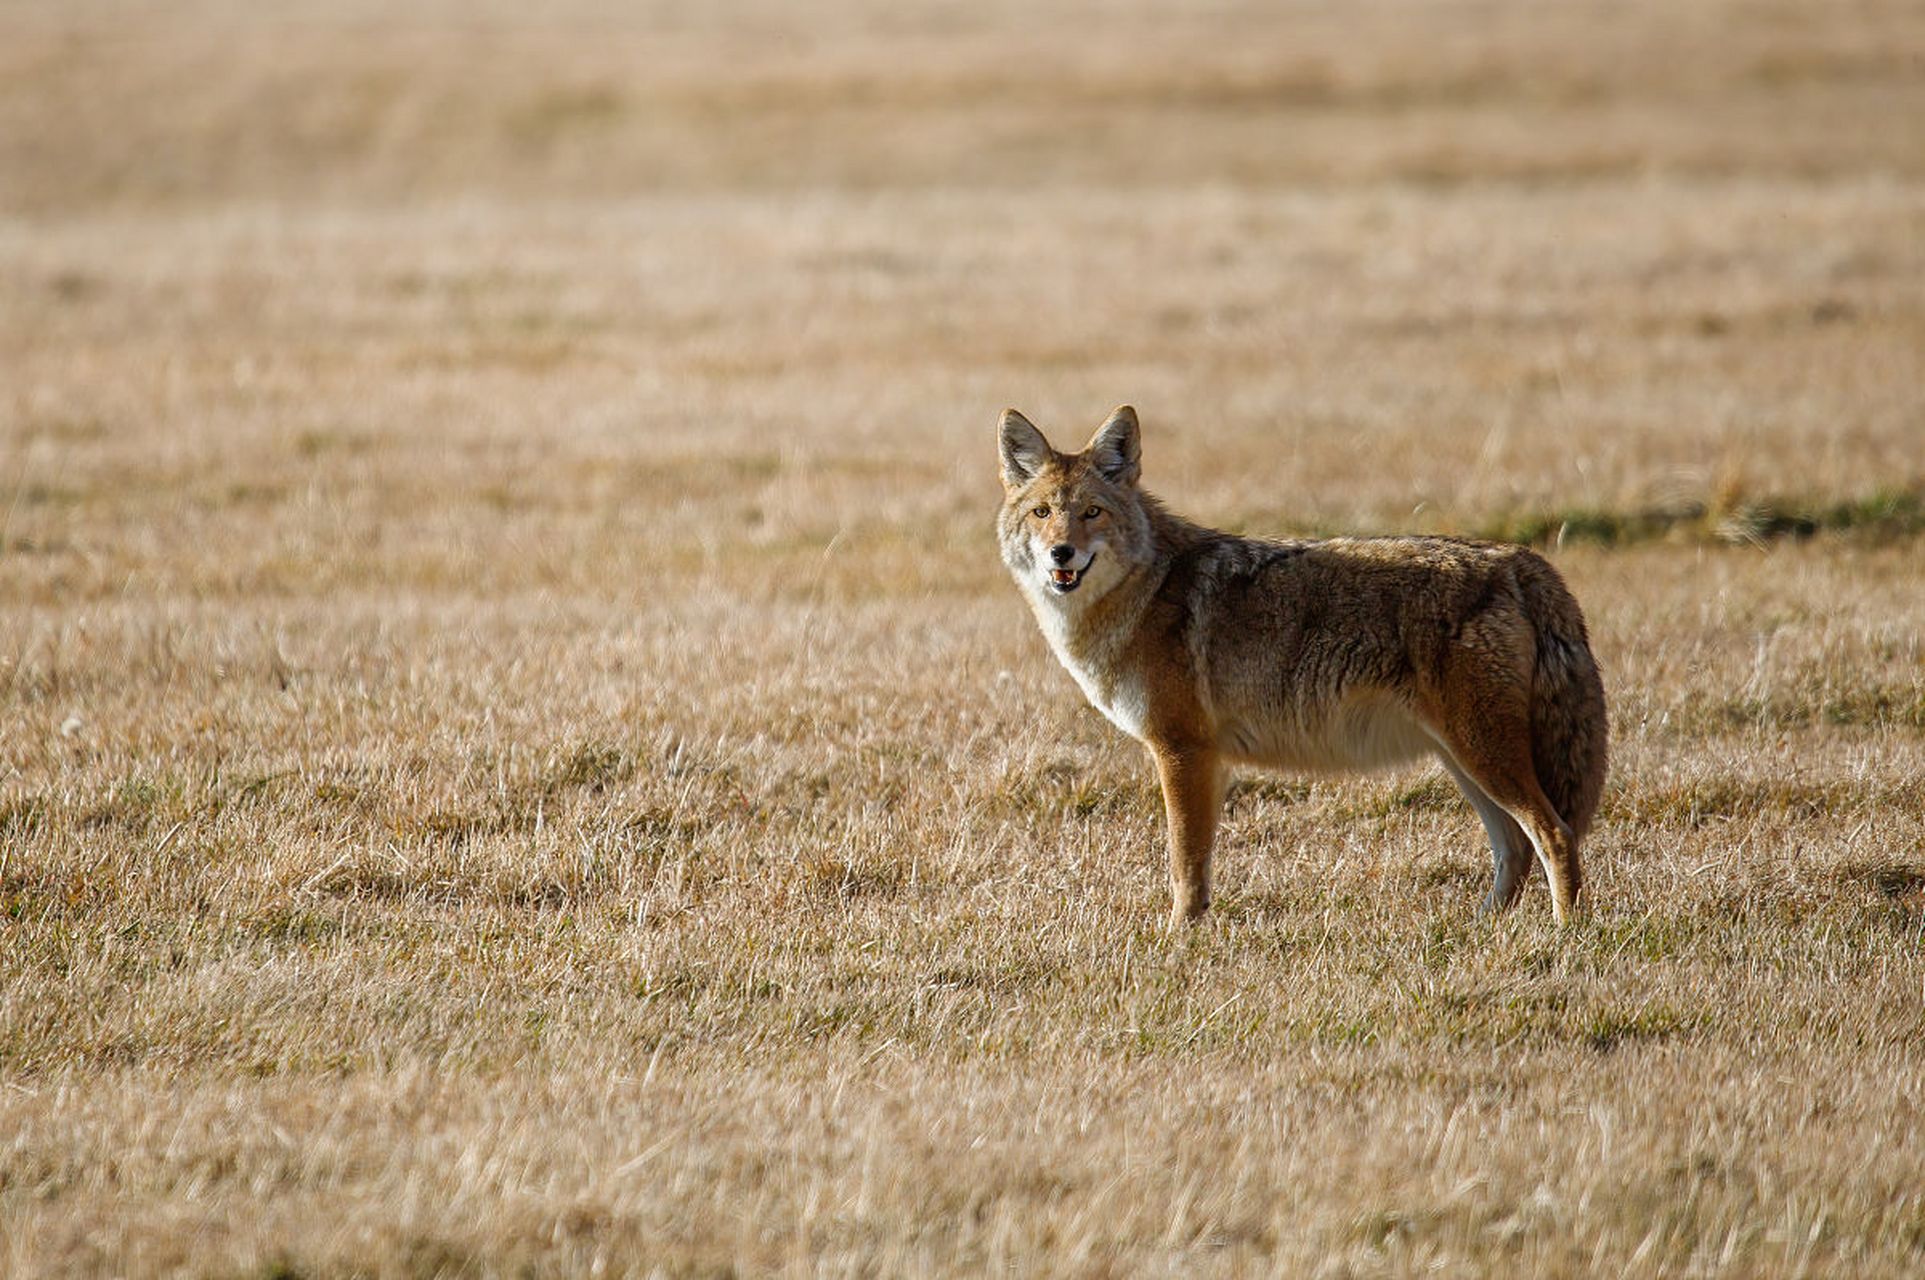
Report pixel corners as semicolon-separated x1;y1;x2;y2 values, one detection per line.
3;1;1924;1274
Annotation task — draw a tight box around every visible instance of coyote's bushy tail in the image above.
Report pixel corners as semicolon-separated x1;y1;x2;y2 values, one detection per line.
1520;559;1609;837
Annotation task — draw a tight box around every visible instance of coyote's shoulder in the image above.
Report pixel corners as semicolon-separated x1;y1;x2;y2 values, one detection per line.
997;406;1607;927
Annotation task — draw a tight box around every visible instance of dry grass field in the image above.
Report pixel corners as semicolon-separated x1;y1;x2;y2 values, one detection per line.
4;1;1925;1274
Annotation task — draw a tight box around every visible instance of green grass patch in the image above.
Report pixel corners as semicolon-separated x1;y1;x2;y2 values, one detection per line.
1475;488;1925;549
1238;488;1925;552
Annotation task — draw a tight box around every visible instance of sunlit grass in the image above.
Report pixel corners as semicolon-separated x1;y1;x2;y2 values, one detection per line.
3;1;1925;1275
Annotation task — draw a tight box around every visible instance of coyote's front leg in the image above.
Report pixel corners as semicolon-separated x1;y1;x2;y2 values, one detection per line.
1151;744;1223;927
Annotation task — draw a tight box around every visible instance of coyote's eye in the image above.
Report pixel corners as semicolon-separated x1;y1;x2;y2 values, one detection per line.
1083;505;1102;519
1031;505;1050;519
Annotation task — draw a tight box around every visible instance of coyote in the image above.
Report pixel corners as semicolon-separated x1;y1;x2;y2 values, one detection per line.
997;406;1608;926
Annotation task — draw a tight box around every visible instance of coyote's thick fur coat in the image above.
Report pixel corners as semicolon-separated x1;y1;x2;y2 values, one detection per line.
997;406;1608;926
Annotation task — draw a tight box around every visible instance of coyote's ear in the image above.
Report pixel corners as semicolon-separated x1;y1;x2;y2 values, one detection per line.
999;409;1052;487
1085;405;1140;485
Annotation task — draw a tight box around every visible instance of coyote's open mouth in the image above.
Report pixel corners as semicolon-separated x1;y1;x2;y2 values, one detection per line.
1049;555;1093;594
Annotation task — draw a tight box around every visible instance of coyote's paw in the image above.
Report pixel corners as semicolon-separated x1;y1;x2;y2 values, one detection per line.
1166;896;1211;930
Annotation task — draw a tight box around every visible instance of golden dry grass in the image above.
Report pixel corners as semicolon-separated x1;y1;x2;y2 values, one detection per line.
3;1;1924;1275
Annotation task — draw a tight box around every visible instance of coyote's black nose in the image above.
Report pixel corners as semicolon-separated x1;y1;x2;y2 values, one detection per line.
1049;544;1076;566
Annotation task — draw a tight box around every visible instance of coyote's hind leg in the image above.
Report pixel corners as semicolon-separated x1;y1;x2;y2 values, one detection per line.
1437;752;1535;914
1428;644;1584;923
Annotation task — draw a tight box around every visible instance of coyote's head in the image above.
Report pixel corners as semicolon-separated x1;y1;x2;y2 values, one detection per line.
996;405;1154;607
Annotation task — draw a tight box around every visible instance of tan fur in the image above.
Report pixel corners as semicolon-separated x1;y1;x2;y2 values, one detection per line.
997;406;1609;926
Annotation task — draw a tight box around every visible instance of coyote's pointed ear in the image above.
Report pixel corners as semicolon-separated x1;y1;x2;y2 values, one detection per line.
1085;405;1141;485
999;409;1052;487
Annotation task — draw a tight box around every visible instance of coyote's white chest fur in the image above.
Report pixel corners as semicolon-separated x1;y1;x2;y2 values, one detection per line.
1028;593;1151;741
